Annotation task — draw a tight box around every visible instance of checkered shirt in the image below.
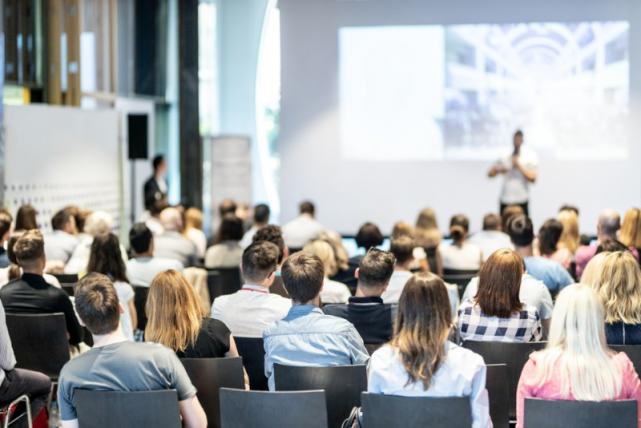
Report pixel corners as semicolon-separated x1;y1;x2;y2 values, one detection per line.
457;300;542;342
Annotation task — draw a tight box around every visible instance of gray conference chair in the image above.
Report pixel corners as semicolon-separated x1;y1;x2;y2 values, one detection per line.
524;398;637;428
361;393;472;427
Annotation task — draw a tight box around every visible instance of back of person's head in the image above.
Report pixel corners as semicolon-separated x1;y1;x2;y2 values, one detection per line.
580;252;610;287
253;204;271;225
596;239;628;254
150;198;169;217
538;219;563;256
391;221;413;239
449;214;469;245
242;241;280;283
475;249;523;318
75;273;121;335
84;211;114;237
184;207;203;231
299;201;315;216
619;208;641;249
598;209;621;239
129;223;153;255
152;154;165;172
390;236;414;265
160;207;183;232
415;208;437;230
593;251;641;325
214;214;244;244
281;252;324;303
15;204;38;231
51;207;76;233
303;240;337;277
358;249;395;289
87;233;128;283
559;204;580;216
0;212;12;242
13;230;45;269
392;272;452;389
145;270;206;352
482;213;501;231
72;207;91;233
219;199;238;217
506;214;534;247
501;205;524;232
542;284;622;401
557;209;580;254
355;222;383;250
252;225;286;264
317;231;349;272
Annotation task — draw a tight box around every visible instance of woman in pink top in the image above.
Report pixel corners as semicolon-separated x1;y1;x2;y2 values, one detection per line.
516;284;641;428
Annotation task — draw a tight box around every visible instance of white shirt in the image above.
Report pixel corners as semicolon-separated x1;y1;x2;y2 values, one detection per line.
126;256;184;287
154;231;198;267
368;343;492;428
44;231;79;264
211;284;292;338
463;273;553;320
498;147;538;204
282;214;325;249
240;225;260;249
114;281;135;341
145;217;164;235
440;242;483;270
185;228;207;259
319;278;351;304
381;270;413;304
468;231;514;262
205;241;243;269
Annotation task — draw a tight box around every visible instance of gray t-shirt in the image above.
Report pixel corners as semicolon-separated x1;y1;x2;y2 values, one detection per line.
57;341;196;421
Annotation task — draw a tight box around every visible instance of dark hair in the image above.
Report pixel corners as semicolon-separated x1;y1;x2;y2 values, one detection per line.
254;204;271;224
299;201;315;216
506;214;534;247
282;252;324;303
538;219;563;256
252;225;286;264
129;223;153;255
358;249;395;288
214;214;244;243
51;207;75;231
596;239;628;255
475;249;524;317
0;212;12;239
71;207;90;233
242;241;280;283
75;273;121;335
13;230;45;266
514;130;523;138
219;199;237;217
449;214;469;245
15;204;38;231
482;213;501;231
390;236;414;265
355;222;384;249
501;205;525;231
559;204;579;216
87;233;129;283
152;154;165;171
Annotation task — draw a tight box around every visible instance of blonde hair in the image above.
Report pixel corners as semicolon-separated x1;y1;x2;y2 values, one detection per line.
535;284;622;400
317;231;349;271
557;209;580;254
619;208;641;249
145;270;207;352
392;221;414;239
184;207;203;231
303;240;338;277
580;252;609;287
593;251;641;324
84;211;114;237
415;208;441;247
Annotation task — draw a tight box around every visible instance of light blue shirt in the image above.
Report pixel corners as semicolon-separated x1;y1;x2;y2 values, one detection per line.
263;304;369;390
524;256;574;294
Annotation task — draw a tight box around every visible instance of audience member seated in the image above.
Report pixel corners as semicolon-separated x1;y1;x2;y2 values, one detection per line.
14;204;38;232
252;225;289;266
240;203;271;248
440;214;483;270
205;214;244;268
381;236;415;304
368;272;491;427
458;249;542;342
0;233;63;288
145;198;167;236
44;207;79;265
468;213;513;262
557;208;580;258
146;270;241;359
538;219;573;269
127;223;183;287
591;252;641;345
515;284;641;428
0;299;51;422
183;208;207;259
211;241;291;338
501;204;525;231
263;252;369;390
575;209;621;278
348;222;384;271
319;231;355;288
303;240;351;304
323;249;396;344
0;212;12;268
507;214;573;294
57;273;207;428
620;208;641;259
219;198;238;217
282;201;324;250
414;208;443;275
155;207;198;267
87;233;137;341
391;222;430;272
0;230;83;345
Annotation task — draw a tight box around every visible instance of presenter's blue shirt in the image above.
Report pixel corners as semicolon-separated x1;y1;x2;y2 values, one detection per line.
524;256;574;294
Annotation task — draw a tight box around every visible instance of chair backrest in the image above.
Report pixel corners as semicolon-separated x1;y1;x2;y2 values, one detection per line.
442;268;479;297
610;345;641;375
52;273;79;285
524;398;637;428
361;393;472;428
219;388;328;428
486;364;509;428
274;364;367;428
462;340;546;419
181;358;244;428
234;337;268;390
133;286;149;331
74;389;182;428
5;312;70;379
207;268;242;303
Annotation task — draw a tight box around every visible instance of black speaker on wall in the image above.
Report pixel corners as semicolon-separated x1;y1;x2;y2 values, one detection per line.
128;114;149;160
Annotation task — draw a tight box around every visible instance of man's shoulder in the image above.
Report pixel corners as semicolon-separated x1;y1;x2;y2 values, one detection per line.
322;303;349;317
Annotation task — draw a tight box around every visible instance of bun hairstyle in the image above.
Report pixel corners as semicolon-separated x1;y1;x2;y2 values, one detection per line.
449;214;469;246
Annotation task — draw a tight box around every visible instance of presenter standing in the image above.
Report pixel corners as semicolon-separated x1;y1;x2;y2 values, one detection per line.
488;130;538;216
144;154;169;211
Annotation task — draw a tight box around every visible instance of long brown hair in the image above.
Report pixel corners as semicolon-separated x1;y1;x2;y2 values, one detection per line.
87;233;128;283
620;208;641;249
475;249;523;317
145;270;207;352
391;272;452;389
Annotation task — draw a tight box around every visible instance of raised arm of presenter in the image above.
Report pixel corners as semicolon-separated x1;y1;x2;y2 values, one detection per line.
512;155;537;183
